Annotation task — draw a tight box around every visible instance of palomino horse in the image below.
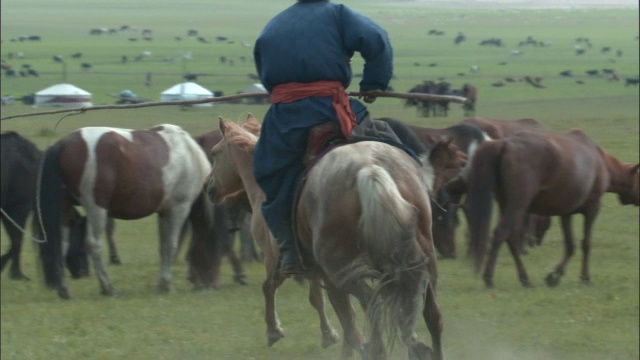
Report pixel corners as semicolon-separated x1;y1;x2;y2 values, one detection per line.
465;128;639;288
37;124;212;299
206;114;464;360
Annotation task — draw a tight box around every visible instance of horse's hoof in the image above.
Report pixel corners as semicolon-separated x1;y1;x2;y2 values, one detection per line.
101;287;120;297
580;276;591;285
520;278;533;288
158;284;174;294
267;329;285;347
545;273;561;287
321;328;340;348
110;257;122;265
10;273;30;281
409;342;433;360
233;273;248;285
57;288;72;300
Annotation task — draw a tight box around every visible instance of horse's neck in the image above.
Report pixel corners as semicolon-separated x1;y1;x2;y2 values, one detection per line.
235;152;266;210
421;156;436;195
602;150;632;193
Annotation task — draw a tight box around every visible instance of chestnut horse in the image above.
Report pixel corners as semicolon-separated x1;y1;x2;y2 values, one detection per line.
206;114;465;360
465;128;639;288
37;124;212;299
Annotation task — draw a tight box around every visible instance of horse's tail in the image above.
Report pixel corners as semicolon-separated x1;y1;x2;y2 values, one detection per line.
466;141;504;272
354;164;429;353
35;143;65;289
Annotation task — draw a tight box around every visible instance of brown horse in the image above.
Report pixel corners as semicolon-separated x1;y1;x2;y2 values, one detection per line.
206;114;465;360
465;128;639;288
36;124;213;299
376;118;485;258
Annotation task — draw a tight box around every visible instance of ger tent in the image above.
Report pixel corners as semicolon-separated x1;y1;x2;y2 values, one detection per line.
34;83;93;108
242;83;267;94
241;83;268;104
160;82;214;107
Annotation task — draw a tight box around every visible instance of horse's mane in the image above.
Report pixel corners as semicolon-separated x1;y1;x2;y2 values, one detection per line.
224;120;259;151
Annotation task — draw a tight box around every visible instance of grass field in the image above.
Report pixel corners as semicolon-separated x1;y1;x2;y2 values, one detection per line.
1;1;639;359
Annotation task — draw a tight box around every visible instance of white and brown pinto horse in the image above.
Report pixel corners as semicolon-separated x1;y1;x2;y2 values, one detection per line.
37;124;211;299
206;114;452;360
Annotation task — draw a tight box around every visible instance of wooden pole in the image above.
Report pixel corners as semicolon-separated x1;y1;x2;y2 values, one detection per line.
0;91;468;121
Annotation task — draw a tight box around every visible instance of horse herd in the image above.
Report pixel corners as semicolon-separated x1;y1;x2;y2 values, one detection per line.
1;114;638;360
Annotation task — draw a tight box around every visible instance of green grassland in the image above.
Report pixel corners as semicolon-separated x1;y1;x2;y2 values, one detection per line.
1;1;639;359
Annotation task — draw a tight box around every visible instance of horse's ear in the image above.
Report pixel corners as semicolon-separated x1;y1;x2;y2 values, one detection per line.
218;117;226;135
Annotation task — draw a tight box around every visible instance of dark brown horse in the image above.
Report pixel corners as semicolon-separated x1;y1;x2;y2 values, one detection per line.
1;132;118;280
36;124;213;299
465;128;639;288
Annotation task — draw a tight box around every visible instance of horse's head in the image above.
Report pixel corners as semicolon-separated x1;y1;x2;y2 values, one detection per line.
427;137;467;194
618;163;640;206
205;115;260;204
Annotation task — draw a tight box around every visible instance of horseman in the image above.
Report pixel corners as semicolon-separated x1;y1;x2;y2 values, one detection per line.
253;0;394;277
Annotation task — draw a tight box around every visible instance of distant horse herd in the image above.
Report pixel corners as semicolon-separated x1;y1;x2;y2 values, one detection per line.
2;108;638;359
406;81;478;118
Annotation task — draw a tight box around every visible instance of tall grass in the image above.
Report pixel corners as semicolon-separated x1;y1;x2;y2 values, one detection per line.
1;1;638;359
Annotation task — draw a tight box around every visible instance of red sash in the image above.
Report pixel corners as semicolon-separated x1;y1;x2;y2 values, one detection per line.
270;81;356;138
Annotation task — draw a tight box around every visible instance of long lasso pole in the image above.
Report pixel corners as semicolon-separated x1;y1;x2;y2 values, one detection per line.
0;91;469;121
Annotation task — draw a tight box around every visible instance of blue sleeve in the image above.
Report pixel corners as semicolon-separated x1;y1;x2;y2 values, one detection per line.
339;5;393;92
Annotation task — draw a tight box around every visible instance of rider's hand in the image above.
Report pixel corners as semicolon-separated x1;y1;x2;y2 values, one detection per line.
360;90;381;104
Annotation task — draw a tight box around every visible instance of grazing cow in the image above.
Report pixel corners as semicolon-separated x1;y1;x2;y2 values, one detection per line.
53;55;64;63
625;77;640;86
81;63;92;70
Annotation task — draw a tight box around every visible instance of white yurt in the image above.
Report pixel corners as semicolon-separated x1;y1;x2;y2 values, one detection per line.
34;83;93;108
242;83;267;94
160;82;214;107
242;83;268;104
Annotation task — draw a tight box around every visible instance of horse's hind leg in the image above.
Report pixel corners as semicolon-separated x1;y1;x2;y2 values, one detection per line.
578;208;599;284
308;278;340;348
545;215;575;287
417;282;442;360
323;278;364;359
84;207;118;296
226;240;247;285
105;217;121;264
157;205;192;293
1;209;31;280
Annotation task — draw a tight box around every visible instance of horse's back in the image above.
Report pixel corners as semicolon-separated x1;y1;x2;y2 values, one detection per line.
299;141;431;250
491;129;606;214
460;117;543;139
57;125;210;218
